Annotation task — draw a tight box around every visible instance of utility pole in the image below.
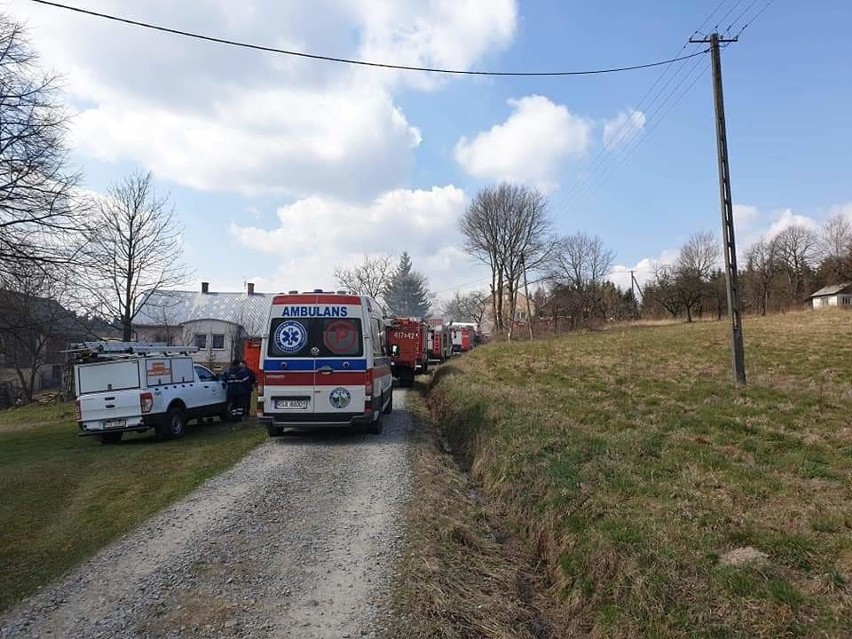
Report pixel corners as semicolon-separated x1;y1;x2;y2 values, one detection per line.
522;255;534;339
629;270;637;318
690;32;746;386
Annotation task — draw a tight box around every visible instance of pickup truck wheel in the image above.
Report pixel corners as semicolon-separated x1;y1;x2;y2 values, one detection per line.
97;432;123;445
158;406;186;440
266;425;283;437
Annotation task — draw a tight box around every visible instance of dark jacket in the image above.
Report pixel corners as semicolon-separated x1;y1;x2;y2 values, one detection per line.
225;365;251;395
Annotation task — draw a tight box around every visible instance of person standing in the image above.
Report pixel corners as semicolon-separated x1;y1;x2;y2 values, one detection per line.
241;360;257;417
224;358;250;419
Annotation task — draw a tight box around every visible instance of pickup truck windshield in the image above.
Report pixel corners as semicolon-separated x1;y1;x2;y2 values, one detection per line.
267;317;363;358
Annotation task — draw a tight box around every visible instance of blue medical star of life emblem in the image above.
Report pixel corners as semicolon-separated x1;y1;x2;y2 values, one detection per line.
274;320;307;354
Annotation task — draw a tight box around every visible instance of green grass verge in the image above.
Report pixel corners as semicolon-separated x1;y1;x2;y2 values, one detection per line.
387;388;561;639
427;310;852;638
0;404;265;613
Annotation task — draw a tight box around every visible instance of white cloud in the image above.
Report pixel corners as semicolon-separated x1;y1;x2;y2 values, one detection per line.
765;208;820;239
733;204;760;230
354;0;517;90
602;109;646;149
454;95;591;190
228;185;486;294
828;202;852;223
9;0;518;199
609;250;679;292
70;84;422;198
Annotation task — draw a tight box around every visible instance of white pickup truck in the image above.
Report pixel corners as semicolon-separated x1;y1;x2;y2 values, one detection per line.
74;354;231;443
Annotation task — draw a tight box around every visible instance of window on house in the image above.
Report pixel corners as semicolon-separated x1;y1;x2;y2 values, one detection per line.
212;334;225;350
194;333;207;349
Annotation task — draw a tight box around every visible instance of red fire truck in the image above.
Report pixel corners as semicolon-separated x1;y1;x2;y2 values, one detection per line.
428;326;451;363
386;318;429;386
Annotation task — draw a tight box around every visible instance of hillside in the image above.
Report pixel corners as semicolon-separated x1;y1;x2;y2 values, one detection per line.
426;310;852;638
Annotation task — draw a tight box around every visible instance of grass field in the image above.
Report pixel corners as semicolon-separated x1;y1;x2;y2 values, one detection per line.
388;389;562;639
427;310;852;638
0;405;265;613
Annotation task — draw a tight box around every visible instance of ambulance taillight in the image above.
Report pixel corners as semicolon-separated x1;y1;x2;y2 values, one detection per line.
365;373;374;413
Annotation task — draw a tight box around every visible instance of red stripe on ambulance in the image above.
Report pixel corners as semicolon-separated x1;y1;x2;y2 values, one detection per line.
272;294;362;306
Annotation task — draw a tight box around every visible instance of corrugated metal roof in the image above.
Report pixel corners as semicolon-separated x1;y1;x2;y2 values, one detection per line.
134;289;274;337
808;282;852;298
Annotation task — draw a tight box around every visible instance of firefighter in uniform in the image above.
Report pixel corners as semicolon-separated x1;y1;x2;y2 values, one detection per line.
224;359;251;418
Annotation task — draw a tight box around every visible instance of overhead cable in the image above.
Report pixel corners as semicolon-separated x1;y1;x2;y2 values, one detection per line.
29;0;708;77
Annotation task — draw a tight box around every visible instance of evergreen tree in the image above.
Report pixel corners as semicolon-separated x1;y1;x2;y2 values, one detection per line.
385;252;431;317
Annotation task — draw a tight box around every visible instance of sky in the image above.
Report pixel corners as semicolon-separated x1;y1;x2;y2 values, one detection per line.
5;0;852;304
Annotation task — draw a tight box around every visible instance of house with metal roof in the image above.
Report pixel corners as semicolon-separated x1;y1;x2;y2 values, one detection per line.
133;282;273;369
808;282;852;309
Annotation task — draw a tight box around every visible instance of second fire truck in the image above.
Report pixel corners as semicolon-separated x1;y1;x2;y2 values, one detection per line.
386;318;429;386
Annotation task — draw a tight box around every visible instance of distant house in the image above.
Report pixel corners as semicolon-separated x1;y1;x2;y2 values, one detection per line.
480;289;537;336
133;282;273;369
808;283;852;309
0;291;110;404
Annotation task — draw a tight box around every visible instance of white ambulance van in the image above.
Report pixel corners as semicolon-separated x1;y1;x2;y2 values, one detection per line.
257;291;392;436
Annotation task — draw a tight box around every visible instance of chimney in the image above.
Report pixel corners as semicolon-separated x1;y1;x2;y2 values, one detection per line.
201;281;209;294
247;282;255;295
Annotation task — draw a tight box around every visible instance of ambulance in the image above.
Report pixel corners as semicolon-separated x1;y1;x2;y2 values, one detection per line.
257;291;392;436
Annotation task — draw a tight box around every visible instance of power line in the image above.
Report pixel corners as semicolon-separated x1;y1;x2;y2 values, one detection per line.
548;1;735;219
712;0;747;33
555;56;710;215
724;0;762;35
550;0;769;221
733;0;778;37
692;0;734;38
28;0;709;77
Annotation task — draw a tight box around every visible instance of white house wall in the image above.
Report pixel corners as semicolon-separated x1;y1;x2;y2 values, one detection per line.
813;295;852;309
183;319;243;369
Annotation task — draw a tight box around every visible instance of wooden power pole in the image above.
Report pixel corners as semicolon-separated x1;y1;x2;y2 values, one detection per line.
690;32;746;386
521;255;534;339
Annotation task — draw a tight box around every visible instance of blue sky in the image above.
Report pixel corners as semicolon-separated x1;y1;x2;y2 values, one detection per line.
6;0;851;302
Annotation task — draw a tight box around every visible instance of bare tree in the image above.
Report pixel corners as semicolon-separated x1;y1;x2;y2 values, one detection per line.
0;15;85;278
334;253;394;301
460;183;553;334
0;267;90;402
83;171;191;341
819;214;852;284
774;224;818;304
673;230;719;322
550;232;615;324
744;235;779;316
645;264;683;318
460;186;503;330
442;291;489;326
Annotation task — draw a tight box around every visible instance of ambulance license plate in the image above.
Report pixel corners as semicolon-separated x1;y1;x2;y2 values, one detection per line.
274;399;309;410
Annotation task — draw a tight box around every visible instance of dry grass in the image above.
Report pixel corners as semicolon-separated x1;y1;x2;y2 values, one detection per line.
426;309;852;638
387;388;567;639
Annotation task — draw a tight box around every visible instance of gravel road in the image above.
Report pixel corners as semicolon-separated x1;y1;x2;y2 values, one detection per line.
0;390;414;639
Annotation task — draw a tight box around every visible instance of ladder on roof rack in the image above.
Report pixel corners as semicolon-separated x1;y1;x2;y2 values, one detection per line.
64;341;200;359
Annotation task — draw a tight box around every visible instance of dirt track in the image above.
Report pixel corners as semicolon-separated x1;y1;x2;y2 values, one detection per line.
0;391;413;639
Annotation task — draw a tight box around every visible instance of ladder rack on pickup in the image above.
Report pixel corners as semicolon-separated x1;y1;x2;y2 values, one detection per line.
65;341;200;362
